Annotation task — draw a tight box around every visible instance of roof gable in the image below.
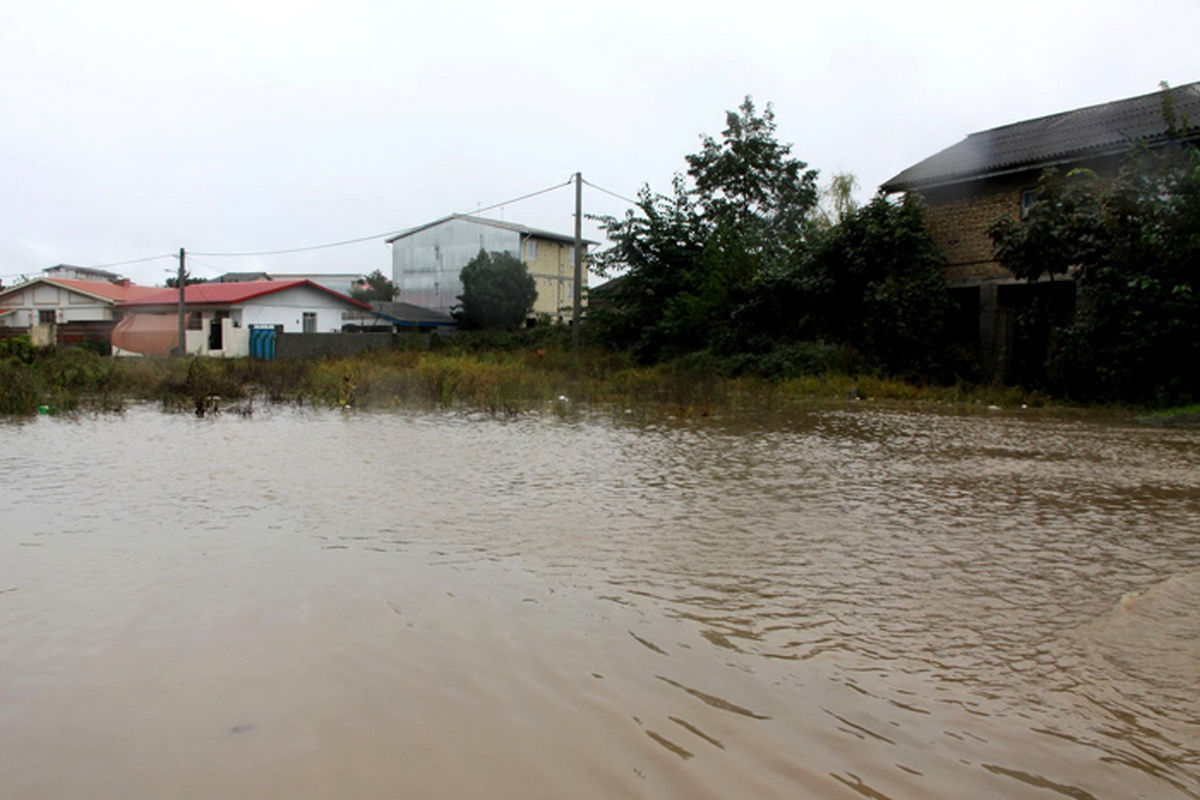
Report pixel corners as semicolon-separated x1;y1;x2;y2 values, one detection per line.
883;82;1200;192
0;277;162;304
386;213;595;246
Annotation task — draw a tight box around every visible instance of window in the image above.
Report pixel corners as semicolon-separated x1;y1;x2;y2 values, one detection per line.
38;309;55;325
524;239;538;260
1020;188;1038;219
302;312;317;333
186;311;203;330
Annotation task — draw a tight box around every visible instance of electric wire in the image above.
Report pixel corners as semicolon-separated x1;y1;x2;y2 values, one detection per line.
455;179;572;218
189;229;405;258
87;253;178;269
10;179;581;278
191;180;574;258
581;179;641;207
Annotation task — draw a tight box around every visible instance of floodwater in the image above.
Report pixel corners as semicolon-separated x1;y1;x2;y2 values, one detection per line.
1;403;1197;799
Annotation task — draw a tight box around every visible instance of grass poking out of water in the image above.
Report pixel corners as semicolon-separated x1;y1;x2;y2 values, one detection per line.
0;338;1087;418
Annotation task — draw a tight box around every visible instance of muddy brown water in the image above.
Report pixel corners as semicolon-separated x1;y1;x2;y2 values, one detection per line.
1;403;1197;799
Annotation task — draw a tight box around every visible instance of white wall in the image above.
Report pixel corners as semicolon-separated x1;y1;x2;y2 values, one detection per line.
184;317;249;357
0;284;113;327
238;285;359;333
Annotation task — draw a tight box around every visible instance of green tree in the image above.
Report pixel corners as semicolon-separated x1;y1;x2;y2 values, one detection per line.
989;144;1200;403
455;250;537;330
742;193;958;377
806;171;862;230
589;97;819;361
165;275;207;288
350;269;397;302
987;167;1106;282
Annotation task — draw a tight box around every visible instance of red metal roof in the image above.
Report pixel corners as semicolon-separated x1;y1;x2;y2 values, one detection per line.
118;279;371;310
47;278;165;302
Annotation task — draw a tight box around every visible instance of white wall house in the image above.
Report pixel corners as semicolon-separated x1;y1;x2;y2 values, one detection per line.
388;214;591;322
113;280;374;357
0;277;162;346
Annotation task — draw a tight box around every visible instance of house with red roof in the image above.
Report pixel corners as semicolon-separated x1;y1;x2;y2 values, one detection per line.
0;275;163;349
113;280;374;356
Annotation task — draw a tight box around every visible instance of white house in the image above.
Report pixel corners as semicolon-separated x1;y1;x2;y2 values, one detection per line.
0;276;162;347
387;214;591;322
112;280;374;356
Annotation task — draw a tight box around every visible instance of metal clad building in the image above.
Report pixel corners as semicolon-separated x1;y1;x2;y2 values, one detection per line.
388;214;590;320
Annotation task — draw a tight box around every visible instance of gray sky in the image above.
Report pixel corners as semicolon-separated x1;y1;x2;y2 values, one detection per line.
2;0;1196;287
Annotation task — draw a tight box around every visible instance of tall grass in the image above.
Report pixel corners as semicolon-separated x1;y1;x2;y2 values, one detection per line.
0;337;1068;418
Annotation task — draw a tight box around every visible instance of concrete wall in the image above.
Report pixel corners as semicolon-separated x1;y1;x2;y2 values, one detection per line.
276;332;399;359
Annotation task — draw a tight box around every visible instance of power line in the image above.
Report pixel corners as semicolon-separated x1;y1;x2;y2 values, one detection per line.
180;254;229;275
192;180;574;258
9;179;580;276
456;179;573;218
190;229;405;258
581;179;641;207
87;253;177;269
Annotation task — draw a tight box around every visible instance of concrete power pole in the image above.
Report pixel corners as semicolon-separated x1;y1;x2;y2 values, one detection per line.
176;248;186;357
572;172;583;356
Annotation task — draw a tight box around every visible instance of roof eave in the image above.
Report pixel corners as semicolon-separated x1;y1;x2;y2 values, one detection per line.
881;142;1152;194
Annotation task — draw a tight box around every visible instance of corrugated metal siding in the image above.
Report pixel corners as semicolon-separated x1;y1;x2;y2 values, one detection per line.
392;218;520;316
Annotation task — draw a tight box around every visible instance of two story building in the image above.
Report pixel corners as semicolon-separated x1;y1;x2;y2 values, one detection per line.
387;214;591;323
882;82;1200;377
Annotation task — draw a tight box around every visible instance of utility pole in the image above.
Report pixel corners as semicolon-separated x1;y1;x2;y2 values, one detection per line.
572;171;583;356
176;247;186;357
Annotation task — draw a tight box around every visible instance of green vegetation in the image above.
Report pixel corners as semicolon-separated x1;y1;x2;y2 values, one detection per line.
0;334;1060;419
350;269;397;302
989;140;1200;405
589;98;963;383
5;97;1194;418
454;250;538;330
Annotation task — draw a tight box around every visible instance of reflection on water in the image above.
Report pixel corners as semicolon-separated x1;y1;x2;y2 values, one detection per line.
1;404;1197;798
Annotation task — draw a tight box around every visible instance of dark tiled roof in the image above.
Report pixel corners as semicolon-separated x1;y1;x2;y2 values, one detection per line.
882;82;1200;192
370;300;455;325
214;272;270;282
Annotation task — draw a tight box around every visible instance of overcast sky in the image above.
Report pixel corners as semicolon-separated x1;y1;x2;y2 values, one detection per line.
2;0;1196;287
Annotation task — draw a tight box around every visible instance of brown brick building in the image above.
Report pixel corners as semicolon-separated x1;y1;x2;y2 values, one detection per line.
882;82;1200;379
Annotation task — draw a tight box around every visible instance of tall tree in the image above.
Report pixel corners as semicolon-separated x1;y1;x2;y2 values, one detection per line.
989;144;1200;403
589;97;819;361
454;250;537;330
351;269;397;302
